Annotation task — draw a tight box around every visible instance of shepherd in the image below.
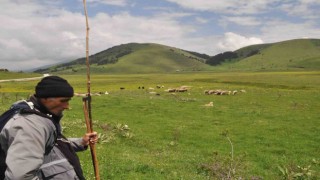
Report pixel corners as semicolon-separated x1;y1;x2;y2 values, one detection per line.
0;76;98;179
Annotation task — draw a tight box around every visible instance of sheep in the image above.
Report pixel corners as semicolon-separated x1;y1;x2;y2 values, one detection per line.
165;86;189;93
203;102;213;107
232;90;238;95
204;90;216;95
165;88;176;93
204;89;238;95
74;92;108;97
74;92;86;97
175;88;187;92
180;85;191;89
149;92;161;96
208;90;216;95
220;91;229;95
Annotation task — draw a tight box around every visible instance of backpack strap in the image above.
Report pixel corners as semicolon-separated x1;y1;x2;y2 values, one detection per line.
56;135;86;180
19;108;59;155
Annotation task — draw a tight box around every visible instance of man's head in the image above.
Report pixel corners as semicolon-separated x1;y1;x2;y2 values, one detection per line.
35;76;74;116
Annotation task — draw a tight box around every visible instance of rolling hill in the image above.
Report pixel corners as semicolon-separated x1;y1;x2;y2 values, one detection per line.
210;38;320;71
35;43;212;74
34;39;320;74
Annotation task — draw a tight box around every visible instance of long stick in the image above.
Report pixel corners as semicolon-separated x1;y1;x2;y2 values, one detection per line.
82;0;100;179
83;98;100;179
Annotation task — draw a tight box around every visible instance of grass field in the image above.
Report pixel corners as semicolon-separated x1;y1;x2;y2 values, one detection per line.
1;71;319;179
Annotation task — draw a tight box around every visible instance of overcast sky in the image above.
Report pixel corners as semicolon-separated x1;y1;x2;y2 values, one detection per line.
1;0;319;71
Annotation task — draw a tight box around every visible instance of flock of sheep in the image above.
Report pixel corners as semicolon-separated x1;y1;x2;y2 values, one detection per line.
73;85;246;98
204;89;246;96
73;85;246;108
146;85;247;98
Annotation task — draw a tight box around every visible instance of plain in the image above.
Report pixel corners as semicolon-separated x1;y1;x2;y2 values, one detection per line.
0;71;319;179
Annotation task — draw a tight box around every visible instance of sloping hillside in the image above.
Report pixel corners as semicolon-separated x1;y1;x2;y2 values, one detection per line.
35;43;212;74
220;39;320;71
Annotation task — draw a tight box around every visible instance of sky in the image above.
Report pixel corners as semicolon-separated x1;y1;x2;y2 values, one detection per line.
0;0;319;71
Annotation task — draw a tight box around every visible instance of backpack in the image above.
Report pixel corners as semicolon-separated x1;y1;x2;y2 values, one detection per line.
0;100;34;131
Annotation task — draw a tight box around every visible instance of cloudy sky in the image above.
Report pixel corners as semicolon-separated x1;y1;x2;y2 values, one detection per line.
1;0;319;71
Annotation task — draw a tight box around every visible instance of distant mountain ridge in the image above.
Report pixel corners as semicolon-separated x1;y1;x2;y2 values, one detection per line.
208;38;320;70
35;38;320;73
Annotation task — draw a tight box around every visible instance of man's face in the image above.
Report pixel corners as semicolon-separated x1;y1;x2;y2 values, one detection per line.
41;97;71;116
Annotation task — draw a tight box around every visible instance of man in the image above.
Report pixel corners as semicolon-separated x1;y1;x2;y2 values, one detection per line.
0;76;98;179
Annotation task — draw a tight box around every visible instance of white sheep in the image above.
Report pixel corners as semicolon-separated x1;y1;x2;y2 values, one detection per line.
204;102;213;107
232;90;238;95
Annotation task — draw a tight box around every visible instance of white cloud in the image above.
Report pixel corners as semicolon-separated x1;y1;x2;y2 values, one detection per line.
280;0;320;19
87;0;128;6
218;32;263;51
165;0;234;11
260;20;320;43
0;1;200;71
87;12;197;53
165;0;281;14
220;16;261;26
0;1;87;71
195;17;208;24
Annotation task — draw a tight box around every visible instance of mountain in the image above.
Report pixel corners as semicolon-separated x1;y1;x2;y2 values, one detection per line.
208;38;320;71
35;43;212;74
35;39;320;74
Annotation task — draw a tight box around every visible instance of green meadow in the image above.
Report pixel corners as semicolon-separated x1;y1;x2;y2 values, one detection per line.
0;71;320;179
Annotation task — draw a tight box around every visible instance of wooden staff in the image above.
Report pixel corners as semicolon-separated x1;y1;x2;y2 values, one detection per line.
83;98;100;179
82;0;100;179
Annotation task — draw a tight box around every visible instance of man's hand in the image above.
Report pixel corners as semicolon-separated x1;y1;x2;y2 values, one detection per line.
82;132;98;146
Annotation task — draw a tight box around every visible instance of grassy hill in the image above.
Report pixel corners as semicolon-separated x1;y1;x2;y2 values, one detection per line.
220;39;320;71
34;39;320;74
35;43;212;74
